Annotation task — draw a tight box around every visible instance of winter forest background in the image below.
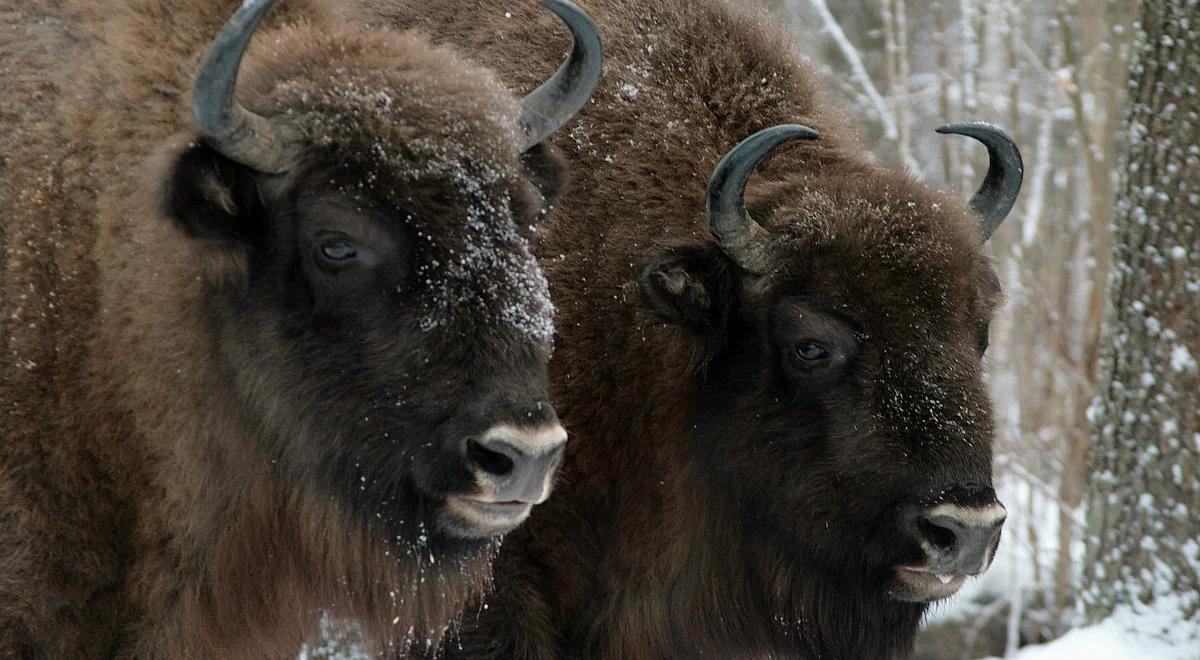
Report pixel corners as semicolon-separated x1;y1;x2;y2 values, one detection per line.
753;0;1197;657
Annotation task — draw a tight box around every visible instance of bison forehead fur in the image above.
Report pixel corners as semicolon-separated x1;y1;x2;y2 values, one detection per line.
226;23;557;341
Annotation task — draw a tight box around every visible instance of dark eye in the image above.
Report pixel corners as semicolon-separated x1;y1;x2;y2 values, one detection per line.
320;239;357;261
977;323;990;354
791;341;831;368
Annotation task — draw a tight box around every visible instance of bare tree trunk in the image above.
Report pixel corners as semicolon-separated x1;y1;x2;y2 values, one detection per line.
1082;0;1200;625
881;0;897;101
1004;2;1020;145
893;0;917;174
934;0;956;186
1041;5;1127;634
957;0;980;196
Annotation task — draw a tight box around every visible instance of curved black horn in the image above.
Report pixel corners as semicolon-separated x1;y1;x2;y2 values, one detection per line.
518;0;603;151
936;122;1024;241
706;125;820;274
192;0;292;174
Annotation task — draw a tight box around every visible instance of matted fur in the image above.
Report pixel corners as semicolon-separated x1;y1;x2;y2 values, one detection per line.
0;0;566;656
360;1;1006;658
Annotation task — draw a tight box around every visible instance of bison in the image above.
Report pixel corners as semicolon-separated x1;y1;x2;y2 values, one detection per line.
361;0;1023;658
0;0;600;656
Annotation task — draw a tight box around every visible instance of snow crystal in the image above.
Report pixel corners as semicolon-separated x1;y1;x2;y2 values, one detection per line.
296;614;369;659
1169;345;1197;373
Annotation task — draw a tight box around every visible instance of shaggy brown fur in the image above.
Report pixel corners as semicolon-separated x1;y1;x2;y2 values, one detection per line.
361;1;1008;658
0;0;571;656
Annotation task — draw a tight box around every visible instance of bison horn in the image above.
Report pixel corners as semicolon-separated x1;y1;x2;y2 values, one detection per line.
192;0;293;174
936;122;1024;241
706;125;820;274
518;0;603;151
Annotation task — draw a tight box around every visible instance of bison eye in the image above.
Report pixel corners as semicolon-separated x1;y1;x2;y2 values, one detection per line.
321;240;357;261
791;341;831;368
314;235;360;272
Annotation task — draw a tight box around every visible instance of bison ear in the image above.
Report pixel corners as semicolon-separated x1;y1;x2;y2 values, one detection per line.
159;141;267;246
638;243;735;336
516;142;570;220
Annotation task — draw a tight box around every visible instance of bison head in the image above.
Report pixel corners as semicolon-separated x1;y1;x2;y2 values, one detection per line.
638;124;1021;606
157;0;600;550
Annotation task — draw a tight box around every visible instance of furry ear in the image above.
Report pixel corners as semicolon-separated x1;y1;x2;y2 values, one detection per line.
638;243;736;337
159;140;267;246
516;141;569;221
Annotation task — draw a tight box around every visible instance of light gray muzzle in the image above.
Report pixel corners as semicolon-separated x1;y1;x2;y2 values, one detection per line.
465;423;567;504
912;502;1007;575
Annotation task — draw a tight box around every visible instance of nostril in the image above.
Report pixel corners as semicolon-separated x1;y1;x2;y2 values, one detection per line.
466;439;514;477
917;517;958;552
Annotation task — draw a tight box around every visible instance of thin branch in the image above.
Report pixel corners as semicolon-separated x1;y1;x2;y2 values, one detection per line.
1022;44;1064;246
800;0;899;139
995;456;1088;528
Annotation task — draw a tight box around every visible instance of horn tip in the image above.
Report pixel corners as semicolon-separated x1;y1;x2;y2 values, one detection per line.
934;121;1014;143
779;124;821;141
517;0;603;151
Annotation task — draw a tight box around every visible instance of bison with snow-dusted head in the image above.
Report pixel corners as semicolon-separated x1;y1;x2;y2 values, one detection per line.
0;0;599;656
362;0;1022;657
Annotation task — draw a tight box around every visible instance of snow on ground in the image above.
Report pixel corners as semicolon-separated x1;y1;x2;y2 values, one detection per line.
984;593;1200;660
999;625;1176;660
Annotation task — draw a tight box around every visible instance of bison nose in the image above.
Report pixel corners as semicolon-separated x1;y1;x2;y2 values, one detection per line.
465;423;567;504
912;503;1006;575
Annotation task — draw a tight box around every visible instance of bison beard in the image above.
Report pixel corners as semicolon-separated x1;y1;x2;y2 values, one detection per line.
0;0;601;657
360;0;1018;658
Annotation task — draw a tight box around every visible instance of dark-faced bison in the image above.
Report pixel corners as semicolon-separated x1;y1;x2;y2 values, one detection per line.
361;0;1022;657
0;0;599;656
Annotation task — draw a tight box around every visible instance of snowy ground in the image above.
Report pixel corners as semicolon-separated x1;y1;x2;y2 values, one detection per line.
988;593;1200;660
